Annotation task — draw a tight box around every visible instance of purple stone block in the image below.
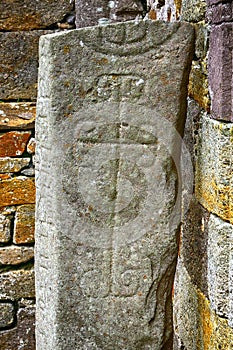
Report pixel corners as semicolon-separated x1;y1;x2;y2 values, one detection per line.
209;23;233;121
206;1;233;24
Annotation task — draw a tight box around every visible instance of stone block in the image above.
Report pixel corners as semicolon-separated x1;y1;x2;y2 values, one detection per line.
0;268;35;299
36;20;194;349
0;305;35;350
195;115;233;223
188;60;210;112
0;31;52;100
0;157;30;173
0;131;31;157
75;0;144;28
207;214;233;321
181;0;206;22
0;103;36;130
209;23;233;122
75;0;110;28
0;302;15;328
109;0;144;23
206;1;233;24
0;0;73;30
0;214;11;243
0;177;35;207
27;138;36;154
174;259;233;350
0;246;34;265
13;204;35;244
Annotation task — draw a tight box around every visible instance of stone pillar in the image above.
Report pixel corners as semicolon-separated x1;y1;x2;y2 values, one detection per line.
35;20;194;349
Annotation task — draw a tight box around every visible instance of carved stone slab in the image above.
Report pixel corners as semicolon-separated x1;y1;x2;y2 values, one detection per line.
35;20;194;349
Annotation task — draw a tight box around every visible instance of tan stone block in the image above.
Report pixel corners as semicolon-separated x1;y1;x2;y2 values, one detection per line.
0;268;35;299
195;116;233;224
27;138;36;154
0;246;34;265
14;204;35;244
0;157;30;173
0;174;11;180
0;131;31;157
0;0;73;30
0;103;35;130
188;60;210;112
174;261;233;349
0;214;11;243
0;177;35;206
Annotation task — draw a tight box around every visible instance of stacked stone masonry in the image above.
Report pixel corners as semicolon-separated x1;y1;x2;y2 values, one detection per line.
1;0;233;349
0;1;75;349
174;0;233;349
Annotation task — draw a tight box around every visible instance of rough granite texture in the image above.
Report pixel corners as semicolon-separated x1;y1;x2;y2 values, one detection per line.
0;31;52;100
208;23;233;122
206;1;233;24
207;214;233;325
35;20;194;349
195;115;233;224
181;0;206;22
0;0;73;31
76;0;145;28
174;260;233;350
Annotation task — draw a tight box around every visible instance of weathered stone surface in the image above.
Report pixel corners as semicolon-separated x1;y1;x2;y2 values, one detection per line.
76;0;110;27
109;0;145;22
0;302;15;328
207;1;233;24
0;177;35;207
188;60;210;112
13;204;35;244
0;246;34;265
0;268;34;299
0;305;35;350
0;131;31;157
76;0;144;27
207;214;233;321
36;21;194;349
27;138;36;154
0;0;73;31
0;157;30;173
209;23;233;122
181;0;206;22
0;103;35;130
195;115;233;224
194;22;209;60
174;260;233;350
0;214;11;243
181;197;209;297
0;31;52;100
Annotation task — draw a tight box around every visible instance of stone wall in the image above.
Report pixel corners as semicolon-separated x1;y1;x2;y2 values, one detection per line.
0;1;74;348
0;0;232;349
174;0;233;349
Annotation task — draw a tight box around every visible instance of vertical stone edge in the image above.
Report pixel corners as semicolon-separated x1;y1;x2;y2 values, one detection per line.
35;32;60;350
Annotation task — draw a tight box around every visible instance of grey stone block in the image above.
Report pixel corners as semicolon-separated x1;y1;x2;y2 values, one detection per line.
35;20;194;349
0;31;53;100
207;214;233;322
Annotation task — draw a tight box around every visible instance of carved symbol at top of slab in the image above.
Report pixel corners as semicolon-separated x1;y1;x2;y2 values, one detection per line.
79;20;181;56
